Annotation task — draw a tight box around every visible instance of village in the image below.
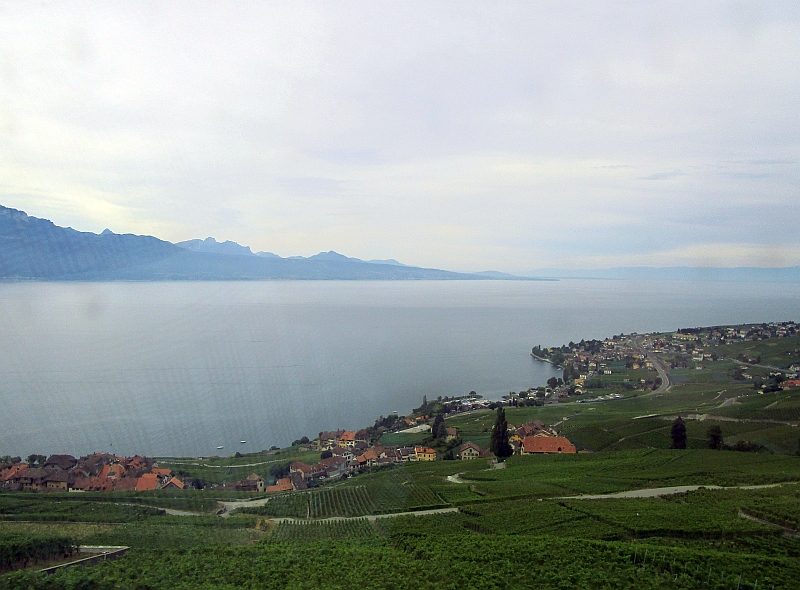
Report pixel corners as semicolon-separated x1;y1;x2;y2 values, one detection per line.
0;453;188;493
531;320;799;399
0;416;579;495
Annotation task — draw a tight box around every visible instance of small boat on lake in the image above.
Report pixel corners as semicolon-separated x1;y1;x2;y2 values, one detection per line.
239;440;246;444
216;446;224;450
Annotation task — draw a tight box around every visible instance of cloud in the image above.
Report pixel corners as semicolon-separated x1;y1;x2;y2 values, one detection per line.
0;2;799;271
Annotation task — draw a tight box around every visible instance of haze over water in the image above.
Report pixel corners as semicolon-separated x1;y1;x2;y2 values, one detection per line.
1;279;798;457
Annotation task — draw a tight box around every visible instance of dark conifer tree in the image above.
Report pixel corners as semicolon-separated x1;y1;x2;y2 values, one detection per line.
432;414;445;441
489;407;512;460
671;416;687;449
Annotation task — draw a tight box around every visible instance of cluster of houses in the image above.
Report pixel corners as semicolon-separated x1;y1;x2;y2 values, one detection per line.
2;421;578;495
262;423;576;493
0;453;187;492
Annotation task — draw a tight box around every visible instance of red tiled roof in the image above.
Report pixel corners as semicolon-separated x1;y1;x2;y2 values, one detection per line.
266;478;293;492
71;476;91;490
88;476;114;491
162;477;185;489
2;464;28;481
522;436;576;454
290;462;313;474
113;478;139;491
136;473;159;491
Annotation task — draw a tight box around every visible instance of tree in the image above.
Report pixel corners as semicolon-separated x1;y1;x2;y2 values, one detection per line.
269;462;290;480
707;425;723;450
432;414;446;441
489;407;512;461
671;417;687;449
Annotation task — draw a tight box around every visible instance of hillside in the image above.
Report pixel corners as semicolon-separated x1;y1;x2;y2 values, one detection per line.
1;323;799;588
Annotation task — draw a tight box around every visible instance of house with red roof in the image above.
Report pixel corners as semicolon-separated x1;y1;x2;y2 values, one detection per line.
338;431;357;448
415;447;437;461
521;436;576;455
290;462;314;480
162;477;185;490
113;478;139;491
136;473;160;491
265;478;293;493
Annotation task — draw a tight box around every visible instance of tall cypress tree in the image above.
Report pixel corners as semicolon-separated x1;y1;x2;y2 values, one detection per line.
489;407;512;460
671;416;687;449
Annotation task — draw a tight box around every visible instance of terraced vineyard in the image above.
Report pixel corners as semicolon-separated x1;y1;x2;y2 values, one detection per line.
0;534;77;572
310;486;375;518
266;519;383;542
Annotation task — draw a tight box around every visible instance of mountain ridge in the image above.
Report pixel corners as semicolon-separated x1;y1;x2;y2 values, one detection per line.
0;205;487;281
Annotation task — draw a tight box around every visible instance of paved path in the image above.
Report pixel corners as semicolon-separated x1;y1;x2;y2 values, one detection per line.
554;481;794;500
119;502;204;517
396;424;432;434
269;507;459;523
219;496;275;517
732;359;786;372
161;459;282;469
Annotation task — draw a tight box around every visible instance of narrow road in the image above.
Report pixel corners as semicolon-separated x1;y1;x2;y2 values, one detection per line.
553;481;794;500
732;359;786;372
219;496;278;516
269;507;459;523
119;502;204;517
634;337;672;395
161;459;284;469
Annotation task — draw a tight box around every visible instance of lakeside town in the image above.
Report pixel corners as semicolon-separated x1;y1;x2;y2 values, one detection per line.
3;321;797;495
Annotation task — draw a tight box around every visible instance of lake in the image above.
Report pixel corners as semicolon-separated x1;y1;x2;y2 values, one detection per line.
0;279;798;457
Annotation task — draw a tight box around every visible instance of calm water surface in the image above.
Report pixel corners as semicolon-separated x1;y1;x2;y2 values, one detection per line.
0;280;798;456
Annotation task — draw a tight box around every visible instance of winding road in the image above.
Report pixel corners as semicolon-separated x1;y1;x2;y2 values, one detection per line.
634;337;672;395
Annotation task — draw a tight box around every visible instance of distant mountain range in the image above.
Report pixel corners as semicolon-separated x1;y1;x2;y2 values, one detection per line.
2;204;798;282
0;205;493;280
175;237;407;267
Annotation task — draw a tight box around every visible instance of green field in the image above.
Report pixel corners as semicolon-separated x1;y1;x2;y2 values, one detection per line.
2;449;799;588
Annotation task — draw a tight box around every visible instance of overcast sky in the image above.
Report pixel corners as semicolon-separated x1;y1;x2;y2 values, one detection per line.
1;2;799;272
